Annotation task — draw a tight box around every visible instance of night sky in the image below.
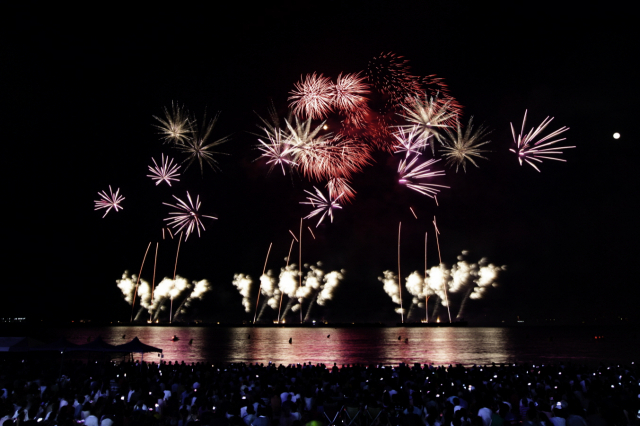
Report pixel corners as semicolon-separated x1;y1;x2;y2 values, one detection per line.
4;2;637;324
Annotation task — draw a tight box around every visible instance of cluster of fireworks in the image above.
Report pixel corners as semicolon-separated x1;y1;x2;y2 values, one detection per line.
234;261;344;323
254;52;574;227
379;251;505;322
97;51;574;322
116;271;211;322
94;103;226;241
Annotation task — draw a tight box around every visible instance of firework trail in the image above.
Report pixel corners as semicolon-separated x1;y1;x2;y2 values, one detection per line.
398;156;449;198
253;243;273;323
130;242;152;322
289;73;334;120
232;274;254;313
441;117;491;172
300;186;344;227
94;186;125;218
179;111;230;174
399;94;456;155
163;192;217;241
153;102;192;145
148;154;181;186
510;110;574;172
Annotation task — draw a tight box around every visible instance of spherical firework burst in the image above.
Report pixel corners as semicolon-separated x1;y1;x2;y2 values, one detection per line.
300;186;343;227
510;110;574;172
441;117;491;172
179;112;230;175
331;72;370;113
289;73;334;120
147;154;181;186
398;156;448;198
153;102;192;145
94;185;125;218
163;192;217;241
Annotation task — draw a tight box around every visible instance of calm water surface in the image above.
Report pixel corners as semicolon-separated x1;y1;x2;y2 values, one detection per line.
36;326;638;366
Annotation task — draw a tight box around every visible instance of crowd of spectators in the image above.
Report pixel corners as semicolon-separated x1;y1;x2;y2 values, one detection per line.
0;356;637;426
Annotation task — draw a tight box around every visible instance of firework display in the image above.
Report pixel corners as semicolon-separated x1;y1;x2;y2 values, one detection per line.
96;51;577;323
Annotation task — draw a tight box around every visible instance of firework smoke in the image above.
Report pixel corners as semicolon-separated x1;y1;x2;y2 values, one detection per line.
232;274;254;313
243;261;343;322
380;252;504;320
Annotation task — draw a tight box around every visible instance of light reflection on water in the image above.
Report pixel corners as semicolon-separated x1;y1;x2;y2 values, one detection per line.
49;326;637;366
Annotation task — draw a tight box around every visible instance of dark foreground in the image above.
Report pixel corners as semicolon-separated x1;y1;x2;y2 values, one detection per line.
0;355;637;426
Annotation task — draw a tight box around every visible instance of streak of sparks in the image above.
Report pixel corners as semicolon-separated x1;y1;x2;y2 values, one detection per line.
510;110;574;172
147;154;181;186
163;192;217;241
179;112;230;174
94;186;125;218
398;156;448;198
410;207;418;219
289;73;334;120
153;102;192;145
441;117;491;172
307;227;316;239
300;186;344;227
288;230;299;243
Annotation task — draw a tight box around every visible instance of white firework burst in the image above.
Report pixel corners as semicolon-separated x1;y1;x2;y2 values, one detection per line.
441;117;491;172
153;102;192;145
398;94;456;154
392;126;430;158
147;154;181;186
180;112;230;175
510;110;574;172
289;73;334;120
300;186;344;227
398;156;448;198
163;192;217;241
94;186;125;218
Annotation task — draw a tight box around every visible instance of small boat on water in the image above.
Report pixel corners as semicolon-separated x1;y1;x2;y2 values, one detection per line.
171;335;179;341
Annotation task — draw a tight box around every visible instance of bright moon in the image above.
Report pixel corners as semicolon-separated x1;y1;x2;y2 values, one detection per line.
613;132;620;139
